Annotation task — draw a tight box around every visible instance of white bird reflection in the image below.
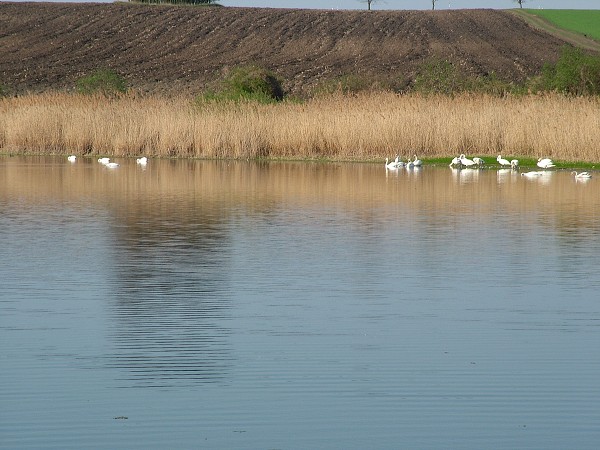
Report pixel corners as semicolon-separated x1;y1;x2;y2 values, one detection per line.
496;168;515;183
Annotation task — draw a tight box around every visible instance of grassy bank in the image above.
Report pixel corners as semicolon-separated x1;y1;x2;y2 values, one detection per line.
510;10;600;53
1;92;599;163
523;10;600;42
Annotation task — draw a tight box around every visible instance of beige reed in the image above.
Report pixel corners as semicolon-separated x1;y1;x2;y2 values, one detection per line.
1;92;599;161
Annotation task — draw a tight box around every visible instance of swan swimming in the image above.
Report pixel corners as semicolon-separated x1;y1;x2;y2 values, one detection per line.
67;155;76;163
98;157;110;165
497;155;511;167
572;171;592;179
136;157;148;165
412;155;422;167
537;158;555;169
521;171;544;178
105;162;120;169
385;158;399;170
394;155;406;167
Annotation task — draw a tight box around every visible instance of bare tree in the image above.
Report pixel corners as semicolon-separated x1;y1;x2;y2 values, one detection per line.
359;0;377;10
515;0;525;7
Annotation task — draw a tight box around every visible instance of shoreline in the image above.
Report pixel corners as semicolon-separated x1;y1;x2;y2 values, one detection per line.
1;153;596;171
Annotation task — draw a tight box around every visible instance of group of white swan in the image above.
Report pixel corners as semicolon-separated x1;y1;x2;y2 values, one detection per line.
445;154;592;181
97;157;120;168
67;155;148;169
520;158;556;178
449;155;497;169
385;155;422;170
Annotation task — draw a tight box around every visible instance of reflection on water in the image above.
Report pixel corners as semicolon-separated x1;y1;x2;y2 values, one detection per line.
108;198;233;387
1;156;600;449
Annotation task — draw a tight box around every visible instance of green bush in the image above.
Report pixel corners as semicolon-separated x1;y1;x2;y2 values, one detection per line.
199;64;284;104
533;46;600;96
76;69;127;96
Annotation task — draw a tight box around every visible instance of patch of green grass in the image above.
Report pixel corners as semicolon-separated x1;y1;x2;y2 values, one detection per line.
76;69;127;97
523;9;600;41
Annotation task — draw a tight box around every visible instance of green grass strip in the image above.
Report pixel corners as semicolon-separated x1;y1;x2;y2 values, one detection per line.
523;9;600;41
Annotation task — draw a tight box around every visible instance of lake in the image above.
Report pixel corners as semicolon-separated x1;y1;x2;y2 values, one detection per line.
1;156;599;449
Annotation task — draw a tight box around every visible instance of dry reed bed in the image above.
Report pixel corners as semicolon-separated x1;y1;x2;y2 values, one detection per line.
1;93;599;161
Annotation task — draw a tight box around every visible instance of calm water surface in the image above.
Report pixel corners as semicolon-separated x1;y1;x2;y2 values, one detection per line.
1;156;599;449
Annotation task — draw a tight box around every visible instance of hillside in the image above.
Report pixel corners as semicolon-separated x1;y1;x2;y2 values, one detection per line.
0;2;574;97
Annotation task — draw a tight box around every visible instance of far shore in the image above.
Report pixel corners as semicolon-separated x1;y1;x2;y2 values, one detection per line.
1;92;599;165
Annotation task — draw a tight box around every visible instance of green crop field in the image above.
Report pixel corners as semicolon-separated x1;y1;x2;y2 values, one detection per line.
524;9;600;41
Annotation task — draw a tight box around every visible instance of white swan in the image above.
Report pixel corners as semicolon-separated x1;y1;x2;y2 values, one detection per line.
537;158;555;169
385;158;399;170
394;155;406;167
497;155;511;167
136;157;148;165
510;159;519;169
98;157;110;165
105;162;120;169
412;155;422;167
459;154;476;168
449;156;461;167
521;171;544;178
405;158;414;169
67;155;77;163
472;157;485;166
572;171;592;179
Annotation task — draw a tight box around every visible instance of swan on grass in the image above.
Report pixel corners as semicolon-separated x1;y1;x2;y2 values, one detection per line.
497;155;511;167
67;155;76;163
472;157;485;167
459;154;476;168
572;171;592;180
510;159;519;169
537;158;555;169
449;156;461;168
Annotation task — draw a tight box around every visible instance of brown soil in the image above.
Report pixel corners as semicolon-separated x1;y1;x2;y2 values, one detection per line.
0;2;576;97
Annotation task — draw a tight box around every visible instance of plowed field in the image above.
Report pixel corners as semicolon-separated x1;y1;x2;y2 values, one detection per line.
0;3;573;96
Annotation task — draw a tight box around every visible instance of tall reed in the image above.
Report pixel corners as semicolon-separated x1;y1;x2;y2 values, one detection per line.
1;92;599;161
